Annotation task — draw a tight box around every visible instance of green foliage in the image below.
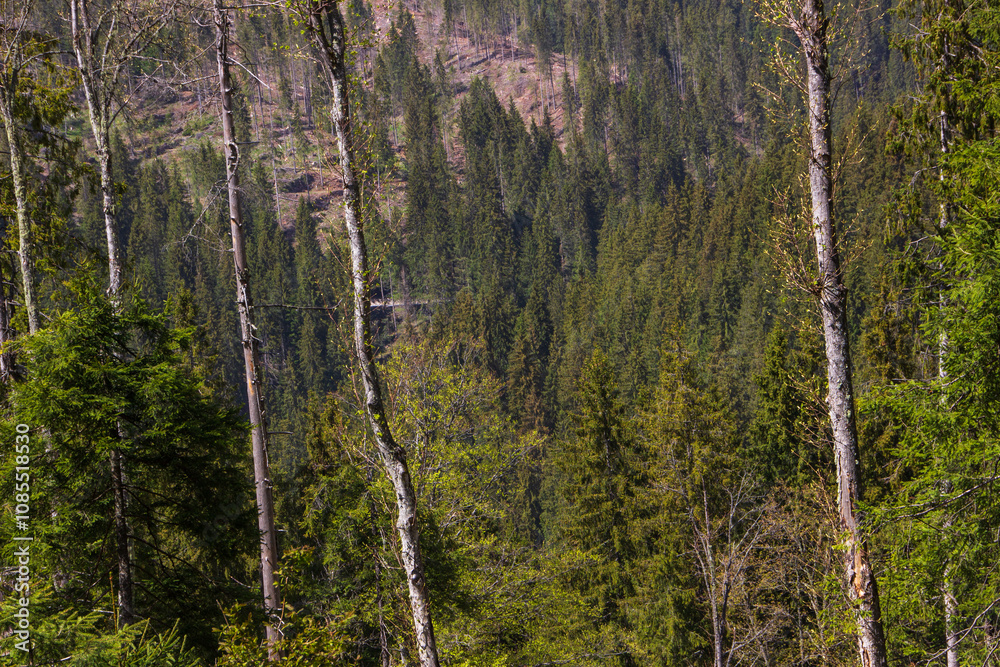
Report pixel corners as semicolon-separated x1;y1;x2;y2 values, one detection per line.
216;549;353;666
548;351;638;665
0;1;982;663
862;4;1000;661
747;328;807;486
1;283;254;659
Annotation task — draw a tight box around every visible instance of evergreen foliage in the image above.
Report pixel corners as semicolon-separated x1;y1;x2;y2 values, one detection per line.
1;0;998;663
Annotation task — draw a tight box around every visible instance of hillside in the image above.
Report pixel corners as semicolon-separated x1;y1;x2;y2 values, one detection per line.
4;0;1000;666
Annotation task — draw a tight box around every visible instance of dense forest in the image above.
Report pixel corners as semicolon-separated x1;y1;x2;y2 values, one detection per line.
0;0;998;664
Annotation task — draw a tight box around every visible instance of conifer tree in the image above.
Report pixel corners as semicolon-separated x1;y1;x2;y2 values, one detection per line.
293;197;330;397
552;351;638;665
403;58;454;299
8;286;254;661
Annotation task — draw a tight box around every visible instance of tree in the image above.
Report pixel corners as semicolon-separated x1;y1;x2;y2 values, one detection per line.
891;5;995;660
755;1;889;664
552;351;638;666
69;0;174;299
382;338;541;664
0;0;77;371
299;3;442;665
640;346;772;667
0;0;42;334
5;285;254;661
402;58;455;300
747;328;807;487
69;0;177;626
214;2;281;658
868;135;1000;666
293;196;334;397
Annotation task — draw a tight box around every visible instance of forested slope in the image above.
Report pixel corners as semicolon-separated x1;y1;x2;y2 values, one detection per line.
0;0;997;665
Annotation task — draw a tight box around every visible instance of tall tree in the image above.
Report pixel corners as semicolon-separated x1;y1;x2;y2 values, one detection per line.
757;1;889;664
552;351;638;665
299;2;442;666
69;0;172;299
214;2;281;659
69;0;175;626
795;2;886;664
9;285;255;663
893;5;984;660
0;0;41;334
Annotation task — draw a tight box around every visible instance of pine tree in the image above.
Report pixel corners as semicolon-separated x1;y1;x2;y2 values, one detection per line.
551;351;638;666
6;285;254;660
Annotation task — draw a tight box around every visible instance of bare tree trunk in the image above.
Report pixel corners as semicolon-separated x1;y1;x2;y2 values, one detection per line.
0;2;39;345
95;148;124;297
0;93;40;335
791;3;887;665
304;65;313;128
944;510;959;667
303;4;440;666
704;533;726;667
70;1;125;300
214;4;282;660
366;466;392;667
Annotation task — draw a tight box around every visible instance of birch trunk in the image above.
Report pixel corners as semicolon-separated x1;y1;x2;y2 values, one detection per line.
944;509;959;667
0;91;40;334
214;4;282;659
939;98;960;667
0;2;40;336
70;2;123;297
792;2;888;665
304;3;441;665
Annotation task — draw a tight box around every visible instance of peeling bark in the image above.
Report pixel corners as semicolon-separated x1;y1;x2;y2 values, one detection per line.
0;88;40;335
790;2;888;665
303;3;441;665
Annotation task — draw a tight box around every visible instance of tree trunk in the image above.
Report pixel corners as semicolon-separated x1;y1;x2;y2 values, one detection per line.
791;3;888;666
304;4;441;666
215;4;282;660
696;489;727;667
95;146;124;298
304;65;313;129
944;510;959;667
0;221;15;381
938;96;961;667
0;91;40;335
70;1;124;299
110;443;134;625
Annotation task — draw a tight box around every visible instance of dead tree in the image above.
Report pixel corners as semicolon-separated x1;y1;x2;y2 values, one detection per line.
753;0;889;663
786;1;888;664
213;2;282;659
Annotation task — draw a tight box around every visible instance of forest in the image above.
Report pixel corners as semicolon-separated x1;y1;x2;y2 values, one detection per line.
0;0;997;664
